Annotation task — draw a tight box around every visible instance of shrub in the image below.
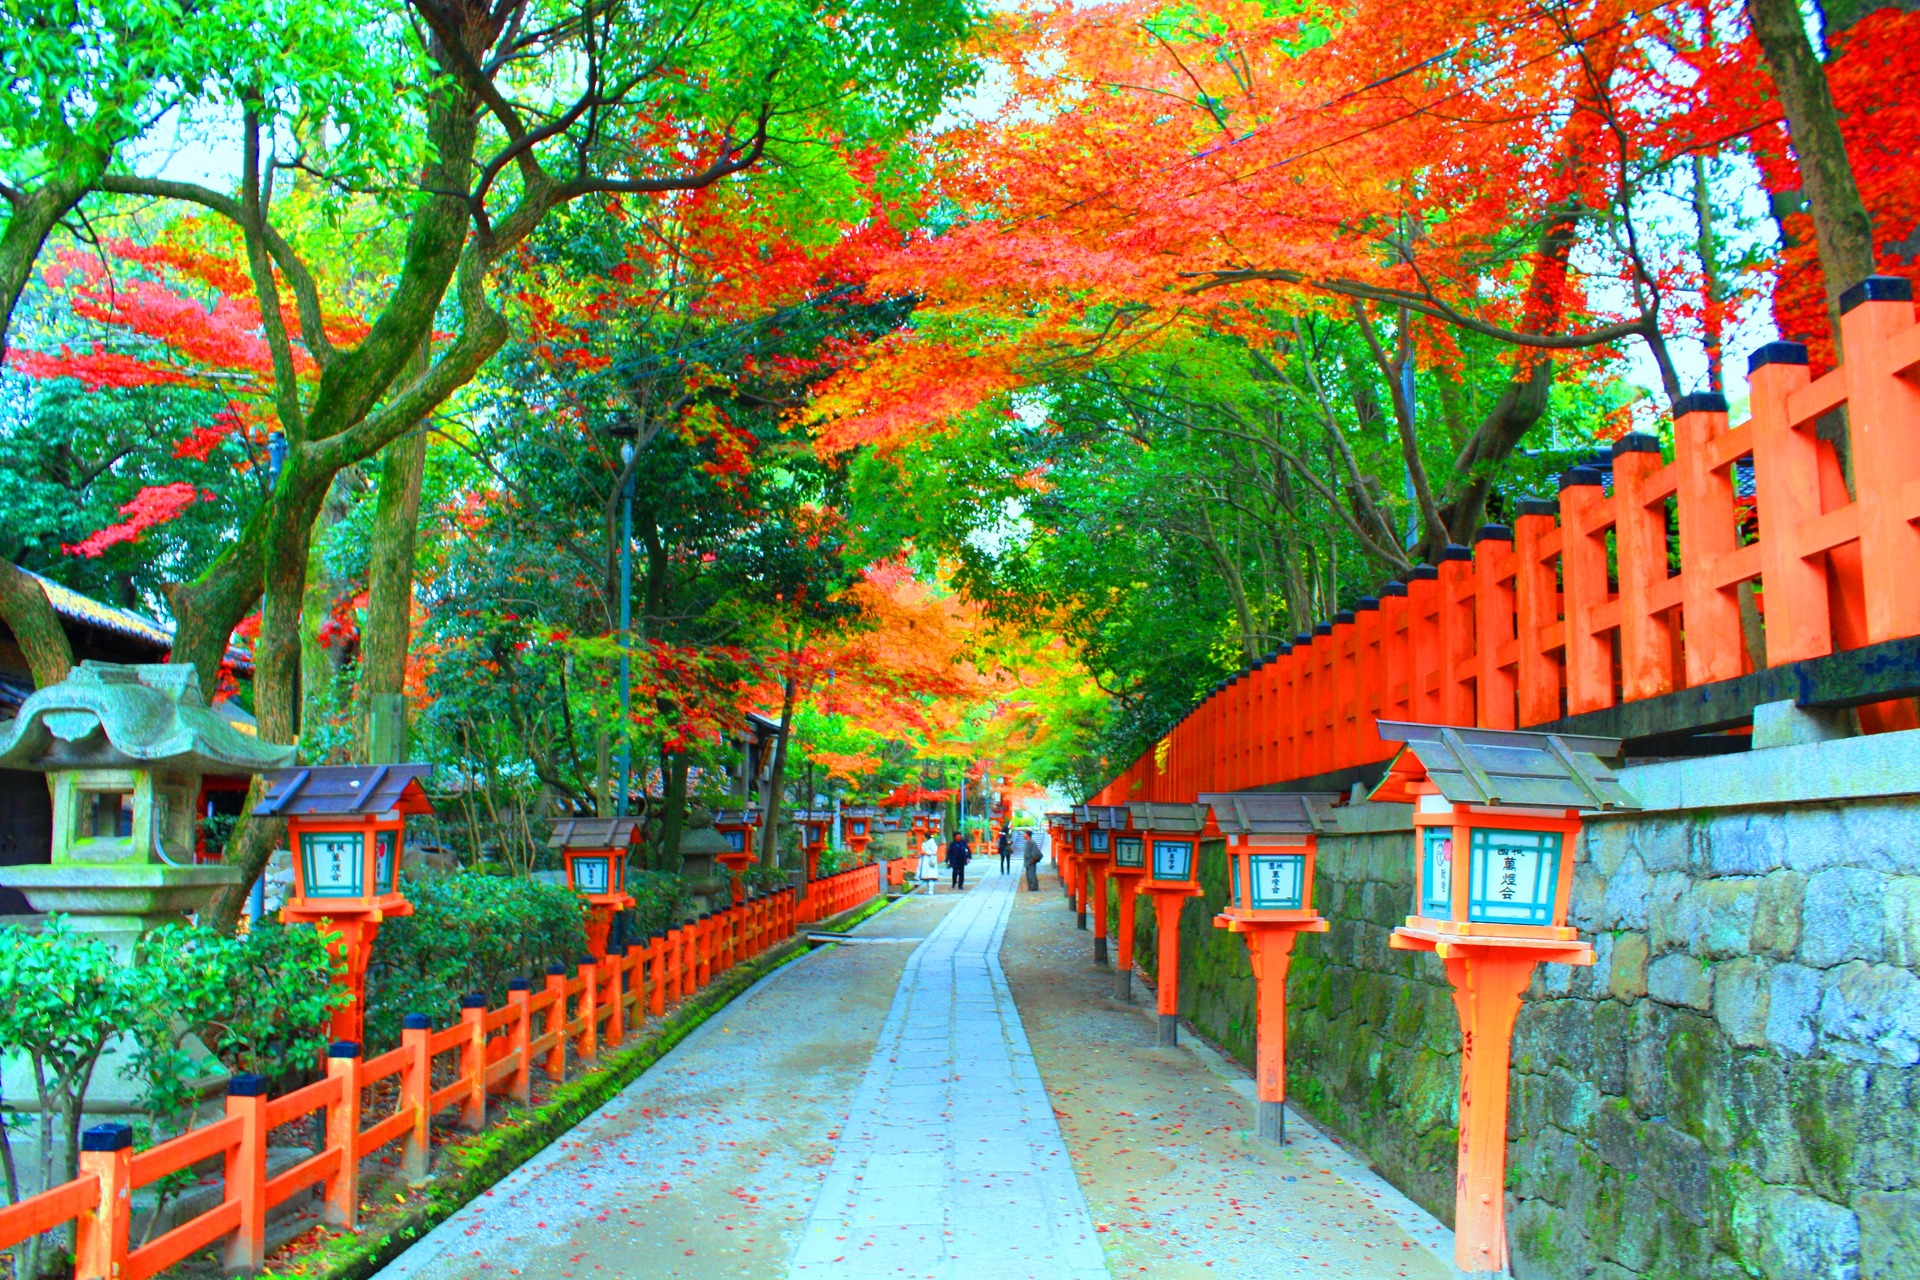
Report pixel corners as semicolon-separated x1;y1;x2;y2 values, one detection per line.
363;873;587;1050
624;870;695;941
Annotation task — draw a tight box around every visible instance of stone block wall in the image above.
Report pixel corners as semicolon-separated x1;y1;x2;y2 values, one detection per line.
1127;780;1920;1280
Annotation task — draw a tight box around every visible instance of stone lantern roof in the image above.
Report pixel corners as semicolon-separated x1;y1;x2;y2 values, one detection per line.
0;661;295;775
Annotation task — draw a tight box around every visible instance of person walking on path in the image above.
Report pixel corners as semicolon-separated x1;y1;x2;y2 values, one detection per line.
1020;830;1042;891
997;829;1014;874
946;832;973;890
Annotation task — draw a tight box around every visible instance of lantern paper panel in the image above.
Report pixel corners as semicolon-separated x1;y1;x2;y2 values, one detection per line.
1090;830;1110;854
1248;853;1306;910
573;854;612;895
303;831;364;898
1468;828;1561;926
375;830;399;894
1151;838;1194;882
1421;828;1453;917
1114;835;1144;869
1227;851;1241;905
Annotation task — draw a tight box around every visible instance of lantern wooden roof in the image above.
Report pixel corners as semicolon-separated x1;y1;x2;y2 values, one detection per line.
1043;811;1074;825
844;805;882;818
790;809;835;824
256;764;434;818
1127;801;1209;833
712;808;760;826
1198;791;1341;836
1368;721;1639;811
548;817;643;851
1073;804;1130;829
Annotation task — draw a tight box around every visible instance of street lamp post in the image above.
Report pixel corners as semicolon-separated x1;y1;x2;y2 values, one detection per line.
607;427;638;818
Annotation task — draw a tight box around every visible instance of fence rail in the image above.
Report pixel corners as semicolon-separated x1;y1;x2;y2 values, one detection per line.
1096;282;1920;805
0;870;895;1280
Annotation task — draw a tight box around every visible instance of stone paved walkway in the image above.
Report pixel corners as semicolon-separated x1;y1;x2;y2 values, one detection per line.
788;872;1107;1280
369;866;1453;1280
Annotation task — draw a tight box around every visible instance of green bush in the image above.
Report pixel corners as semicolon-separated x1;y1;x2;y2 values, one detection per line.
363;873;587;1050
624;870;695;940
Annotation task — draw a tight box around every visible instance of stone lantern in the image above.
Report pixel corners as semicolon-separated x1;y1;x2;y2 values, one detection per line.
257;764;433;1044
0;662;294;952
0;662;294;1185
1127;800;1210;1046
1202;790;1340;1144
549;817;642;953
1370;721;1637;1280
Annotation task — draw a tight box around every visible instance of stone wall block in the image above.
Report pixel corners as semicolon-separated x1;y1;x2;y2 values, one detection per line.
1884;876;1920;968
1834;801;1920;874
1788;1060;1868;1201
1728;1057;1804;1185
1765;962;1823;1056
1648;871;1694;952
1570;864;1607;932
1510;1192;1591;1280
1801;867;1889;967
1691;878;1759;957
1729;1184;1861;1280
1816;961;1920;1066
1783;806;1851;873
1706;810;1787;875
1639;1119;1712;1226
1608;932;1649;1001
1648;952;1714;1010
1546;1064;1599;1136
1587;819;1634;877
1591;998;1630;1095
1664;1013;1736;1154
1626;1000;1675;1117
1752;869;1807;959
1714;955;1773;1047
1600;853;1652;931
1854;1190;1920;1280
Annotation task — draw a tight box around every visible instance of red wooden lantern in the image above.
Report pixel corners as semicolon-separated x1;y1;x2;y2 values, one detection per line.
793;809;834;881
713;807;760;898
1203;790;1340;1144
1127;800;1209;1046
1107;821;1150;1003
841;806;879;860
549;817;641;956
1073;804;1126;966
1371;722;1636;1279
258;764;433;1044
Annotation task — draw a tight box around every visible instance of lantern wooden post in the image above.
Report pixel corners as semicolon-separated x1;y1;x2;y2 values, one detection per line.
714;808;760;904
1109;831;1148;1001
1080;807;1122;966
262;765;433;1045
1129;801;1208;1046
1203;790;1340;1143
1371;721;1638;1279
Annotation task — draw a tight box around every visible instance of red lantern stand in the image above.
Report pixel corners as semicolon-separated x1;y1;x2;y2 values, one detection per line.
1080;804;1128;966
1066;809;1093;927
842;807;878;862
713;808;760;903
258;764;434;1045
794;810;834;882
1371;722;1637;1280
549;817;642;957
1127;801;1210;1046
1108;827;1149;1002
1202;790;1341;1144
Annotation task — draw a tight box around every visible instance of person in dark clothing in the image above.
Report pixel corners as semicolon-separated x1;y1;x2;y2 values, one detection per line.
996;830;1013;874
946;834;972;890
1020;831;1042;891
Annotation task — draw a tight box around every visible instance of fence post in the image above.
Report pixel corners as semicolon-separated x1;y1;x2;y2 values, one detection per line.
459;994;487;1131
1438;545;1476;725
1559;467;1613;714
604;944;626;1048
223;1072;269;1275
1612;433;1675;701
1378;583;1410;723
647;934;667;1016
696;915;713;989
1474;527;1517;729
324;1041;362;1229
1672;393;1747;684
1514;501;1563;725
1406;565;1441;721
73;1123;131;1280
508;979;532;1104
543;965;568;1080
576;957;599;1062
402;1014;432;1182
1839;277;1920;643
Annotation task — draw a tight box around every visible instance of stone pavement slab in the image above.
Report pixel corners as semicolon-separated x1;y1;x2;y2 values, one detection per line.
789;871;1109;1280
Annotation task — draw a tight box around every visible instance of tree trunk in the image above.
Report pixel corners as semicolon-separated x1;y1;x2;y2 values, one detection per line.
1747;0;1876;331
657;749;688;872
758;671;799;866
0;562;73;688
359;429;430;762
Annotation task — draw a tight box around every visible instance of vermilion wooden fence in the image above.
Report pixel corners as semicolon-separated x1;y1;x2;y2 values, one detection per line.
0;872;891;1280
1096;281;1920;805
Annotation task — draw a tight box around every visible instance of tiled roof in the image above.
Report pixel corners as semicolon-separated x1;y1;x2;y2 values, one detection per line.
18;571;253;672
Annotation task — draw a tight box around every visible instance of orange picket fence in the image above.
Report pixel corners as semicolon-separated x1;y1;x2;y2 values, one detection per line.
799;860;889;924
884;855;916;889
0;882;867;1279
1096;281;1920;805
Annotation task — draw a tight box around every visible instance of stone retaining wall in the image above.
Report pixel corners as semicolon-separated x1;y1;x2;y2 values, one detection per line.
1127;742;1920;1280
